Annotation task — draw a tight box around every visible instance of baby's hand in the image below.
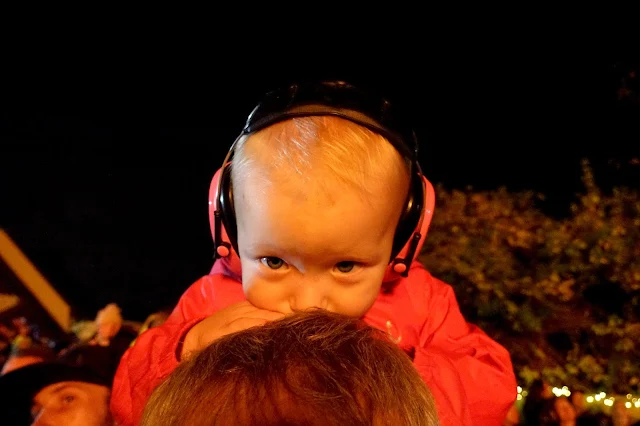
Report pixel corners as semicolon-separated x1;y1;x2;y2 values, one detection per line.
180;300;284;360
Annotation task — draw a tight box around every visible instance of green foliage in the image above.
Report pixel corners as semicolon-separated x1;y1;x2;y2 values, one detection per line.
419;159;640;394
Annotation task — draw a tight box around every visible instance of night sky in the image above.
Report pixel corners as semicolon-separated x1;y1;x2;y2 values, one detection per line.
1;37;638;322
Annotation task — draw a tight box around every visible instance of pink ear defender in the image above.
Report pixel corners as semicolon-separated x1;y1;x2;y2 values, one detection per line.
216;245;230;257
208;164;242;275
382;175;435;282
208;80;437;283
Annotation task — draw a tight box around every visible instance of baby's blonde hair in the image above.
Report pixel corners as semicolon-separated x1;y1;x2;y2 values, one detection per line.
230;116;410;198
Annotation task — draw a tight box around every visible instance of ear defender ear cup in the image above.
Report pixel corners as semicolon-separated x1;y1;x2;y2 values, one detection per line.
217;163;238;252
208;166;242;276
382;175;436;282
390;168;424;260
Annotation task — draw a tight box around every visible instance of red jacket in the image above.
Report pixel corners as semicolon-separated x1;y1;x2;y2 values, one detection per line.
111;259;517;426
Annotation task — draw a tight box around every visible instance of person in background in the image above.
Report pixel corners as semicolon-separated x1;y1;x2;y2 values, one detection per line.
538;396;577;426
570;390;607;426
524;379;554;425
504;402;521;425
0;344;118;426
89;303;123;347
611;399;640;426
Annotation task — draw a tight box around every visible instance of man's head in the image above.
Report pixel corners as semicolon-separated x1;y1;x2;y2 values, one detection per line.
503;402;520;426
233;115;411;316
141;309;439;426
30;380;112;426
553;396;576;423
611;399;630;426
0;345;116;425
570;390;586;415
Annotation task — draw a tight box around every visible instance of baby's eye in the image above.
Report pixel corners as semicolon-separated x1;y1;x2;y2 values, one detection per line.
260;257;286;270
335;261;356;273
62;394;76;404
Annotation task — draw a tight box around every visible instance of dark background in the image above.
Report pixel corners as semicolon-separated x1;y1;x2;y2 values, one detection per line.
1;25;638;322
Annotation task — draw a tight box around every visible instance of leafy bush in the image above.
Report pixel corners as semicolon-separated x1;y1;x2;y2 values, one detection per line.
419;159;640;393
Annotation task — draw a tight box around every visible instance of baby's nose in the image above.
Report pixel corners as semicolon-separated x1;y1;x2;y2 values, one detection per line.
289;279;329;312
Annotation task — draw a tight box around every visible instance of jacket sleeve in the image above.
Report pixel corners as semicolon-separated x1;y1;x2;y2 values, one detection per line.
110;275;218;426
411;268;517;426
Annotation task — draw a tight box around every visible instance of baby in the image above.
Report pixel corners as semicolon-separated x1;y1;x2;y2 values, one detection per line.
111;80;517;426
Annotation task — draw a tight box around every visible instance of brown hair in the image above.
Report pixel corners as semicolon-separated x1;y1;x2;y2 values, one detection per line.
141;310;438;426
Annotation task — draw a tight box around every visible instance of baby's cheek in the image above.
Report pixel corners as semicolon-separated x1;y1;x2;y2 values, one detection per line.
241;271;261;302
332;300;374;318
332;283;381;317
242;274;283;312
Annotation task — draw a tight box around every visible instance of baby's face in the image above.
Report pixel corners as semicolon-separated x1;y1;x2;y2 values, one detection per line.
235;164;408;317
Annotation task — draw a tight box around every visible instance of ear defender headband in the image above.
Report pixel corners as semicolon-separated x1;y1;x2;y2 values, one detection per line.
208;80;436;281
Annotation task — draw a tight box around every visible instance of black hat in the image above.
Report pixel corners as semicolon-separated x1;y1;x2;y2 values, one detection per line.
0;344;117;425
